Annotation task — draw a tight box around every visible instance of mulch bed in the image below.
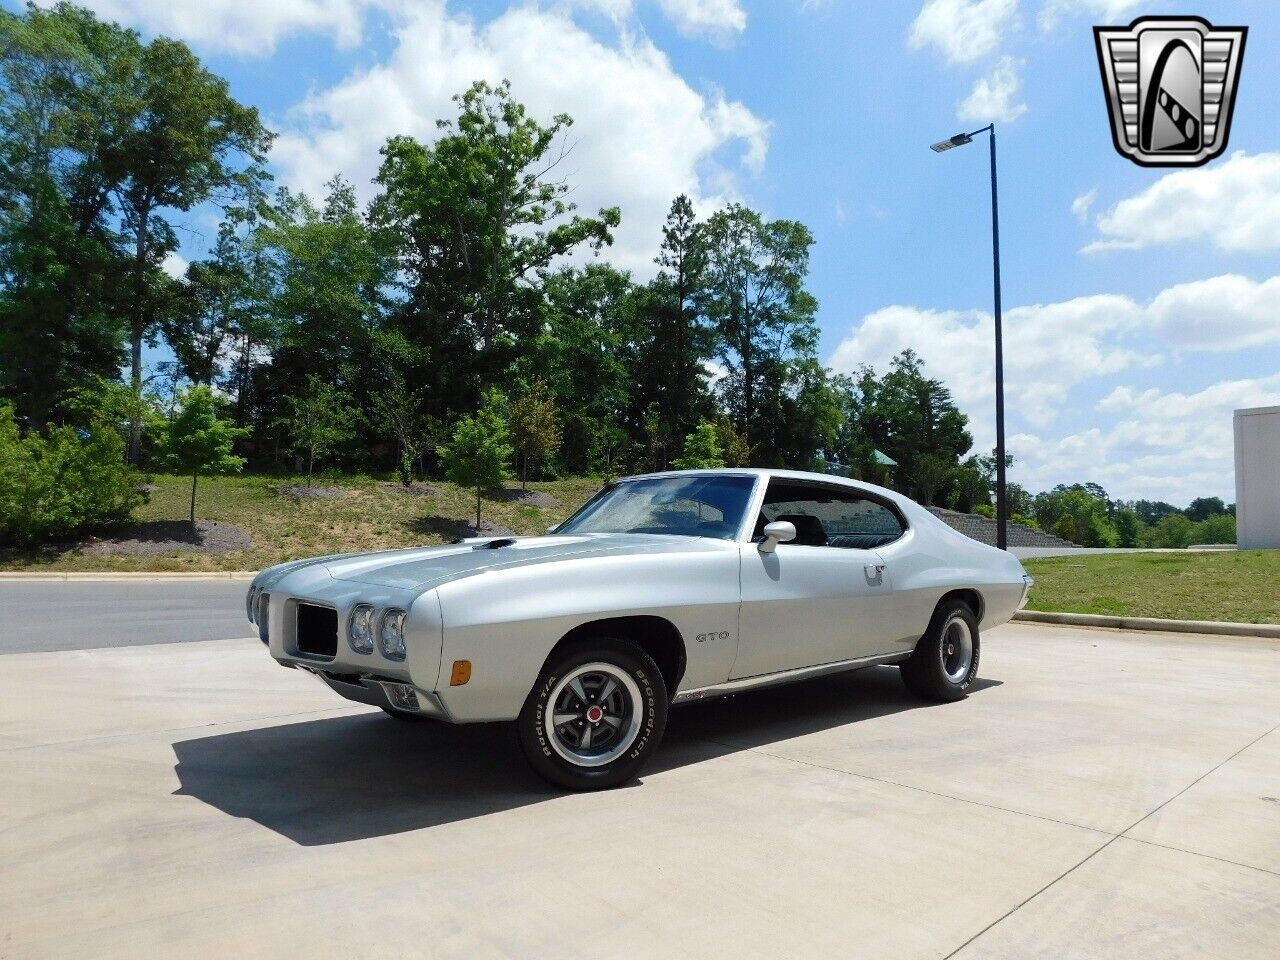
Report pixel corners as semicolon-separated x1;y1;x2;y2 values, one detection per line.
79;520;251;556
378;481;442;497
277;485;347;501
488;488;559;509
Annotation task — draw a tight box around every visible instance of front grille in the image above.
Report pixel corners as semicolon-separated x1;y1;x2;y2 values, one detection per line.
295;603;338;658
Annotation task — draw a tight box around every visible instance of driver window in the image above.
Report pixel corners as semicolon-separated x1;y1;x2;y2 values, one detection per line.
756;481;905;549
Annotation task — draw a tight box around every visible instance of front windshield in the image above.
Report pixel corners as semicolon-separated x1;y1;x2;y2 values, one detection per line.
557;475;756;540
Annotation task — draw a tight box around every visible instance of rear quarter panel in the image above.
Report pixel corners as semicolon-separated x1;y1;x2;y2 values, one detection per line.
879;503;1028;643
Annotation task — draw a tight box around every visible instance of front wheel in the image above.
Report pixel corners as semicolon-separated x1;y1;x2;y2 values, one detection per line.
900;599;980;702
518;638;668;791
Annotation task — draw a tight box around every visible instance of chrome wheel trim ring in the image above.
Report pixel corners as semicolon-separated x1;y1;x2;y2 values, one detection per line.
545;662;644;768
940;616;975;683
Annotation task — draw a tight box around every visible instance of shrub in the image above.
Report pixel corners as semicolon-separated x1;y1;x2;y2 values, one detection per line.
1192;513;1236;545
0;404;142;545
973;503;995;519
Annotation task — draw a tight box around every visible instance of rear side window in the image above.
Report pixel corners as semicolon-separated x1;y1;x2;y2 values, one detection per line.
756;481;905;549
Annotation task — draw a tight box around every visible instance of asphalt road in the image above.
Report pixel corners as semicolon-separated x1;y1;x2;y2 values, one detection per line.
1;610;1277;958
0;580;252;654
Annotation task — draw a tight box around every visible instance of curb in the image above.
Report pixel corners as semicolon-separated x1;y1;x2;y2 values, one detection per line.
0;571;256;582
1015;609;1280;639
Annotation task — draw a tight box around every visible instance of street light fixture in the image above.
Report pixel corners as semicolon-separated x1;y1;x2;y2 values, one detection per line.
930;122;1008;551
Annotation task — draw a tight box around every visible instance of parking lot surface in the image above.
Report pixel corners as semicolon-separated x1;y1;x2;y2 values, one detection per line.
2;620;1277;958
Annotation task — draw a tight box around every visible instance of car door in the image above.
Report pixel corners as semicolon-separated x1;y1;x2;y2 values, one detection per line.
731;480;906;680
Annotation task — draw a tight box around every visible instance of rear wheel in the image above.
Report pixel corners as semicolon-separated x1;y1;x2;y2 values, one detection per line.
518;638;667;791
900;599;980;702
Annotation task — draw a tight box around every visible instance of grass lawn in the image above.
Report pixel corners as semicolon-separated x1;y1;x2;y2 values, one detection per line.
0;473;604;573
1023;551;1280;624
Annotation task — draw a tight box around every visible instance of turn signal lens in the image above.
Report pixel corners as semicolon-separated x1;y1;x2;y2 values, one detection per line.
379;608;408;661
348;603;375;654
450;660;471;686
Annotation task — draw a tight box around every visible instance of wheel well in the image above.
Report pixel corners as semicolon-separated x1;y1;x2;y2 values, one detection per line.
937;588;984;624
549;616;687;696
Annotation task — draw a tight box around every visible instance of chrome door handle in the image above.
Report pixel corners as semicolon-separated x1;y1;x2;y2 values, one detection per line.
864;563;885;577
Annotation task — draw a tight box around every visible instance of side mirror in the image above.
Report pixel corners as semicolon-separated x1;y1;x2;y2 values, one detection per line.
545;524;559;535
759;520;796;554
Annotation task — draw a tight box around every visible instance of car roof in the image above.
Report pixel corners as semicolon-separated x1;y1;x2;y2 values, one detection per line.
615;468;913;509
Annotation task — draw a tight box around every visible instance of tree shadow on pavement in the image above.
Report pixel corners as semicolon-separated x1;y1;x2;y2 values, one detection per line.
171;666;1001;846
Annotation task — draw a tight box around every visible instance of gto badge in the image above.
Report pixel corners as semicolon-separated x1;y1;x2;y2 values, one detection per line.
695;631;731;643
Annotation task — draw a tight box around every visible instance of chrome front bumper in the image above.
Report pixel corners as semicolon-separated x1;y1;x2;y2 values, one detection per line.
299;667;453;720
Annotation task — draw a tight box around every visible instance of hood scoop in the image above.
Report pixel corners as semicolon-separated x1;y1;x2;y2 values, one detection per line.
474;537;518;550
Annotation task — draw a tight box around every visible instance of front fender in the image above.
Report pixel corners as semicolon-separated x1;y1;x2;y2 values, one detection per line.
433;548;741;721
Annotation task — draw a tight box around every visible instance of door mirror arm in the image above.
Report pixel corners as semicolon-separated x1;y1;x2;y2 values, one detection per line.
758;520;797;554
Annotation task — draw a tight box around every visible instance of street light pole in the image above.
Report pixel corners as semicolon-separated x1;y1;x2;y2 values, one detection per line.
930;123;1008;551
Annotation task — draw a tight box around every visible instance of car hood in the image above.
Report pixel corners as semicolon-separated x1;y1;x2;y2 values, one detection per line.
315;533;731;591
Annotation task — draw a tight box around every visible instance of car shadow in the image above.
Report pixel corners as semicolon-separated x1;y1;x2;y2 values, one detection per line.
171;667;1002;846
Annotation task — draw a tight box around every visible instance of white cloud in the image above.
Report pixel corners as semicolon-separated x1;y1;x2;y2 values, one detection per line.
272;1;769;275
657;0;746;42
1148;274;1280;353
826;293;1155;447
1065;374;1280;502
827;275;1280;501
41;0;372;56
957;56;1027;124
1071;186;1097;223
161;251;189;279
1038;1;1142;32
1084;152;1280;254
908;0;1018;64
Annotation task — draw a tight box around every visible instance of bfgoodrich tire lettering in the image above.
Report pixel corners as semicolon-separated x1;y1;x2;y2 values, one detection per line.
900;598;980;703
518;638;668;791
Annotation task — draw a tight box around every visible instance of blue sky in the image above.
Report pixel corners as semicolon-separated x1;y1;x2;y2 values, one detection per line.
24;1;1280;505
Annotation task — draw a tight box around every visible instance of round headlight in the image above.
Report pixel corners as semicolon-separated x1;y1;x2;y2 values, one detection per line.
379;608;407;661
348;604;375;654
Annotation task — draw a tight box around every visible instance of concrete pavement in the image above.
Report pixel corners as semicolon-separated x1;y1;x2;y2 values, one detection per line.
0;580;250;654
1;621;1277;958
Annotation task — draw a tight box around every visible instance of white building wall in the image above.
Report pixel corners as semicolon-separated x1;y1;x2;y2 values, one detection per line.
1234;405;1280;550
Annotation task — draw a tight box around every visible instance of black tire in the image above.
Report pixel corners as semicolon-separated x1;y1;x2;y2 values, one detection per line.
518;637;668;791
380;706;431;722
900;598;980;703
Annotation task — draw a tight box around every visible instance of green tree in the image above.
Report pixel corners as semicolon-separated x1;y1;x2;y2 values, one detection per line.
948;459;990;513
1114;508;1144;548
856;351;973;494
280;375;360;486
517;265;639;474
371;370;436;487
258;179;389;453
673;419;725;470
698;204;821;464
1186;496;1228;523
151;385;247;534
372;80;619;418
508;378;561;489
0;3;129;427
910;453;950;507
437;390;513;529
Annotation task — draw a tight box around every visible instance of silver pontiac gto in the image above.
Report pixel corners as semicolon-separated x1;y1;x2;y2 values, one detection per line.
248;469;1033;790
